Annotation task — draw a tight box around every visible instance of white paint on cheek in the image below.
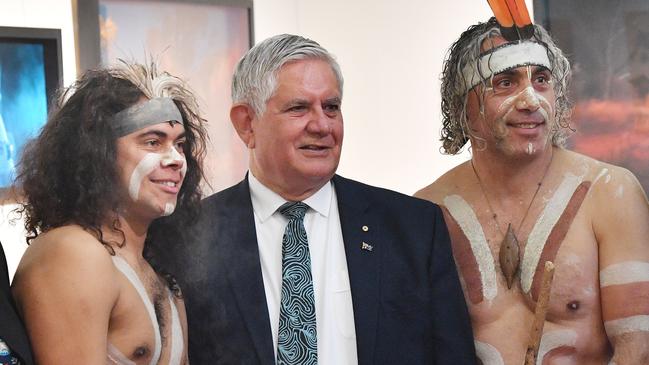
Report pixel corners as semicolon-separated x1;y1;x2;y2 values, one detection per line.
444;194;498;301
522;173;583;293
605;174;611;184
474;340;504;365
604;315;649;337
128;153;164;201
163;202;175;216
600;261;649;287
536;329;578;365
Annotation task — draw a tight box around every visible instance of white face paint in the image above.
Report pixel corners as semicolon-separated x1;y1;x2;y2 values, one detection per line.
127;146;186;215
536;329;578;365
526;142;535;155
444;194;498;301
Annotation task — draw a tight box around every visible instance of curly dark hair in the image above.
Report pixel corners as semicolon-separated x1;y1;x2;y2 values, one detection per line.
15;62;208;296
439;17;573;154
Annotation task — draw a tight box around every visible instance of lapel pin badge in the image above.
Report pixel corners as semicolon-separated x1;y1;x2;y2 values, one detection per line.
361;242;373;252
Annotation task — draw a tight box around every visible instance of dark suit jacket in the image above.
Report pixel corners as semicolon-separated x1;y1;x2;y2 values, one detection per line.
0;243;33;365
167;175;475;364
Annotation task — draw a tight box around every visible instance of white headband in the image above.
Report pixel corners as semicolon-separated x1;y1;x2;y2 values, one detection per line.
461;41;551;94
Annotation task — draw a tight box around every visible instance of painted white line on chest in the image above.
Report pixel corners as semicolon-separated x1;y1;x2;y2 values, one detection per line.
521;173;583;293
444;194;498;301
474;340;504;365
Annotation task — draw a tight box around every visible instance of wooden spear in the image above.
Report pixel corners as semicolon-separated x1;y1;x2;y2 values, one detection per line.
524;261;555;365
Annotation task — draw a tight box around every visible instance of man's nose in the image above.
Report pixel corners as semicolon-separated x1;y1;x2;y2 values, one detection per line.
514;85;541;112
306;107;333;134
161;147;185;170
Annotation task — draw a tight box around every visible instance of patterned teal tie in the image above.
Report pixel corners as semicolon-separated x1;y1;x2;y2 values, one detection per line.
276;202;317;365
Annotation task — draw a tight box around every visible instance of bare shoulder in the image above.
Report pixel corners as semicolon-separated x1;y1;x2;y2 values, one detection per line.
559;149;647;202
414;161;471;205
13;225;119;299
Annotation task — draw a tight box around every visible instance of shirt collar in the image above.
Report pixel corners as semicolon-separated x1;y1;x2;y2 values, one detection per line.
248;172;332;222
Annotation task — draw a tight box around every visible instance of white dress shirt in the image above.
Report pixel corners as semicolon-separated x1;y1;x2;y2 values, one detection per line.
249;173;358;365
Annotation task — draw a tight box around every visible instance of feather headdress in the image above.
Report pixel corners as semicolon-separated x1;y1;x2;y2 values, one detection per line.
486;0;534;41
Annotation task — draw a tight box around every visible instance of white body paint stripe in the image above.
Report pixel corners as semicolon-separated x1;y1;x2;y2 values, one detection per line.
600;261;649;287
536;329;578;365
521;174;583;293
444;195;498;301
474;340;504;365
593;167;609;185
605;315;649;337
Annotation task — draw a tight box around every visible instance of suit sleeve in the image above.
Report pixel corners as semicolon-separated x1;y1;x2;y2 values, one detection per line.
429;205;477;364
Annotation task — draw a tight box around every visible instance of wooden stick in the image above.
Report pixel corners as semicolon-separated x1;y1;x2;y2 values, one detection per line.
524;261;555;365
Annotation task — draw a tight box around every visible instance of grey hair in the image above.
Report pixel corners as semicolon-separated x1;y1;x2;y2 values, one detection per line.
439;18;573;154
231;34;344;116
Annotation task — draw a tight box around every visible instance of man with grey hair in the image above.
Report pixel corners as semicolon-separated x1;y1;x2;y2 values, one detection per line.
169;34;476;364
416;18;649;364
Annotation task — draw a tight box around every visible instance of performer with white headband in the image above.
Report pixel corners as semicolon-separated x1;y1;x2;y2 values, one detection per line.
12;60;207;365
416;1;649;364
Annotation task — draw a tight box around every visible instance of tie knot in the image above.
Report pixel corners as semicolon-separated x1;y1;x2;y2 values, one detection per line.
278;201;308;220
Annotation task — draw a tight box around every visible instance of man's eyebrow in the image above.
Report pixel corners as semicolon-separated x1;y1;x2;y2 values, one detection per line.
323;96;341;104
136;129;186;140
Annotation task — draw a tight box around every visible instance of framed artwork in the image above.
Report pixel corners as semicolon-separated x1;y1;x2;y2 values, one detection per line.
0;26;63;190
76;0;253;194
534;0;649;194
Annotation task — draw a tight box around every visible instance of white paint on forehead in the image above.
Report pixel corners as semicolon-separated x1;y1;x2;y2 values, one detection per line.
536;329;578;365
474;340;504;365
462;42;552;94
605;174;612;184
521;173;583;293
444;194;498;301
605;315;649;337
600;261;649;287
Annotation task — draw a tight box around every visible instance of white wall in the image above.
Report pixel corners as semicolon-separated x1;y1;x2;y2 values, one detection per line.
0;0;77;86
253;0;533;195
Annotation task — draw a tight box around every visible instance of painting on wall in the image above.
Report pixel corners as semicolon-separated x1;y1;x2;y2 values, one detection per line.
0;27;62;190
98;0;252;194
534;0;649;193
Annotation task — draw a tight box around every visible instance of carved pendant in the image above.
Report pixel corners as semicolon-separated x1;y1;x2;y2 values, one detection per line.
499;223;520;289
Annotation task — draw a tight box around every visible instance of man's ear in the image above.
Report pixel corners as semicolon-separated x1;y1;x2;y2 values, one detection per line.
230;103;256;148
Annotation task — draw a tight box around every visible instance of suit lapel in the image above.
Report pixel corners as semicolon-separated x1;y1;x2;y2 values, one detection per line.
0;244;33;364
333;175;379;364
219;179;275;364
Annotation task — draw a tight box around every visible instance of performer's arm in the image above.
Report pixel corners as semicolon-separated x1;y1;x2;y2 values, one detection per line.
11;229;117;364
594;167;649;364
